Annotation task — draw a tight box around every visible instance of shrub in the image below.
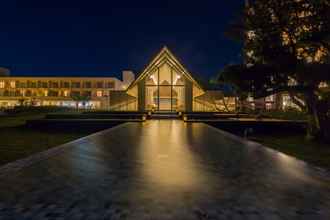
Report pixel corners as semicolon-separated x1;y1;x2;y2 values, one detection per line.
261;109;307;121
4;106;72;115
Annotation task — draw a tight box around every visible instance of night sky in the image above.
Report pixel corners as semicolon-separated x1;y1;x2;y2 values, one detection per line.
0;1;244;81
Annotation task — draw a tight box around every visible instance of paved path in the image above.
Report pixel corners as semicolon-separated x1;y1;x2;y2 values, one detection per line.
0;120;330;219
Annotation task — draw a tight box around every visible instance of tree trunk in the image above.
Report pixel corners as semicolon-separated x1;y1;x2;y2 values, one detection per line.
76;102;79;112
236;98;244;113
288;92;306;111
305;91;321;140
221;98;230;112
317;99;330;143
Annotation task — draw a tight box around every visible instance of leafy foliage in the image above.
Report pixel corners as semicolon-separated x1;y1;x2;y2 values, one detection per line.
221;0;330;141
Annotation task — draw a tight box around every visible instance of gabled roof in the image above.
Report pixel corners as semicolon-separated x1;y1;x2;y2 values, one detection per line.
128;46;203;90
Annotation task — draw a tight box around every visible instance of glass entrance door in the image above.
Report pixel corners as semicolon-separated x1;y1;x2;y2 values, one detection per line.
145;62;186;112
158;86;172;111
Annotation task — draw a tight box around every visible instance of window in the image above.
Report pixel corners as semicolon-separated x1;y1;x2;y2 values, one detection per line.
63;90;69;97
82;91;92;97
250;103;256;110
18;82;26;88
15;90;22;96
96;91;103;97
265;95;275;102
10;81;15;88
247;96;254;102
42;82;48;88
96;81;104;88
48;90;58;97
83;81;92;88
266;103;273;110
319;82;328;88
71;91;80;97
0;81;4;88
71;82;81;88
144;63;186;111
288;77;297;86
106;81;115;89
62;82;70;88
44;90;48;96
50;81;59;88
25;90;32;97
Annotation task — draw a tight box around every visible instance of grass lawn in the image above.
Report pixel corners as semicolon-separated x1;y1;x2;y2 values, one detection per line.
0;112;93;166
250;134;330;170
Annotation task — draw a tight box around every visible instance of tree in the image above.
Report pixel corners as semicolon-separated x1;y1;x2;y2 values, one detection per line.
70;94;91;111
18;98;26;107
220;0;330;141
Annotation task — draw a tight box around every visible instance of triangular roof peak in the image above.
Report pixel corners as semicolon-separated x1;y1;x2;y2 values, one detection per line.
128;46;202;89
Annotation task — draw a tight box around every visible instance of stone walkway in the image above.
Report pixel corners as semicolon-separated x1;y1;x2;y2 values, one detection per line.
0;120;330;219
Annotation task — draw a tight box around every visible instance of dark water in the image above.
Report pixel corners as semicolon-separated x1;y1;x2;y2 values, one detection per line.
0;120;329;219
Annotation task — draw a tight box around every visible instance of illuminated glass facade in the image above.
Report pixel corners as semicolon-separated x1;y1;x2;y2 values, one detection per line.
124;47;204;112
145;62;185;111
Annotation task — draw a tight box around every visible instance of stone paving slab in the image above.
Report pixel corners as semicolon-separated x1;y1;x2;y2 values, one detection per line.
0;120;330;220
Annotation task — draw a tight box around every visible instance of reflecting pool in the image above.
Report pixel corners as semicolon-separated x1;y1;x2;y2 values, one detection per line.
0;120;329;219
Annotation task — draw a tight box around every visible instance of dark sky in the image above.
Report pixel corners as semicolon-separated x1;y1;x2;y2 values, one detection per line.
0;0;244;80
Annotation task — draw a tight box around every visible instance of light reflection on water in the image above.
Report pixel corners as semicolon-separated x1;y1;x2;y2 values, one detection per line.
54;120;330;213
1;120;330;219
136;120;216;193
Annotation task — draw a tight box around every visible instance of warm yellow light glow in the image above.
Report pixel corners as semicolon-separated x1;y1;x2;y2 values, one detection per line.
63;90;69;97
135;121;215;191
44;90;48;96
10;81;15;88
281;32;295;45
96;90;103;97
247;30;256;40
0;81;4;89
319;82;328;88
150;74;158;85
265;95;275;102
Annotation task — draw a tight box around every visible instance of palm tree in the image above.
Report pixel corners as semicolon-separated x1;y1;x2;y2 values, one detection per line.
18;98;26;107
70;94;91;111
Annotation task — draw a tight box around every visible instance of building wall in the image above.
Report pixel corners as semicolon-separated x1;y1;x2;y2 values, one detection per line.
0;76;124;109
185;80;193;112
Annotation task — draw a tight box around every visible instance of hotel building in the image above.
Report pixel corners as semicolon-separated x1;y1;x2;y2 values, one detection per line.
0;71;135;110
1;46;323;112
0;47;236;112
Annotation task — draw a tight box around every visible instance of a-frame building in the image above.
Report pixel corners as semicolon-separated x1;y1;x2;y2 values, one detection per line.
125;46;205;112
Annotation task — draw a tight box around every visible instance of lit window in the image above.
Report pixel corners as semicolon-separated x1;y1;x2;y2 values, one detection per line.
106;81;115;88
96;82;104;88
10;81;15;88
96;91;103;97
250;103;255;110
265;95;274;102
63;90;69;97
266;103;273;110
0;81;4;88
44;90;48;96
319;82;328;88
288;77;297;86
247;96;254;102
